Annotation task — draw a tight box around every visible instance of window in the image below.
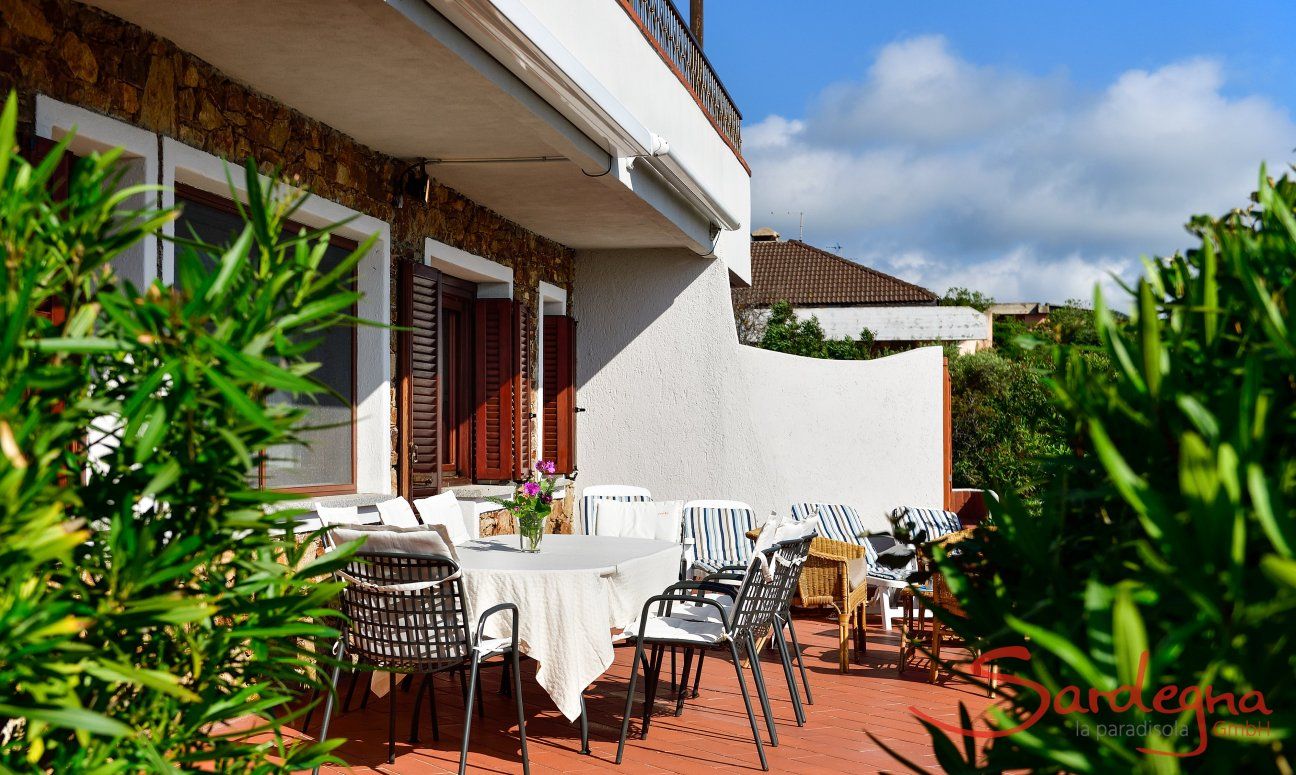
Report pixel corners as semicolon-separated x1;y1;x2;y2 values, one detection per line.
174;184;357;494
440;276;476;485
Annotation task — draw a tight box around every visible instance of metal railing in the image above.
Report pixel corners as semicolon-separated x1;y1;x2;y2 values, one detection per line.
622;0;742;152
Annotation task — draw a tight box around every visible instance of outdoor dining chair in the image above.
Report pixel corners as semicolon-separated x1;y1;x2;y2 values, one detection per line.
688;523;818;726
577;484;652;535
680;499;758;578
615;549;785;771
312;529;529;775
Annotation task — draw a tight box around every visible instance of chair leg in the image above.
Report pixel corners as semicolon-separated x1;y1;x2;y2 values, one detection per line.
578;694;591;755
881;588;896;633
669;645;677;693
410;674;431;743
360;671;372;710
302;684;321;735
744;633;778;747
728;641;769;771
342;668;359;712
641;645;665;739
837;612;851;673
675;648;694;716
690;650;706;698
511;648;530;775
930;621;942;684
458;654;481;775
500;657;512;696
615;640;647;765
772;625;805;726
783;609;813;705
429;672;441;742
387;672;398;764
310;641;346;775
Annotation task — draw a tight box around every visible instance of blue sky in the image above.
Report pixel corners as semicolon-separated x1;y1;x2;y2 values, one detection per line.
696;1;1296;303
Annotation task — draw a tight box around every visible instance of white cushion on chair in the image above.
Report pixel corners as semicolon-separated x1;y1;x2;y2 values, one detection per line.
330;522;459;561
628;615;725;645
376;497;421;528
413;491;472;546
594;500;683;541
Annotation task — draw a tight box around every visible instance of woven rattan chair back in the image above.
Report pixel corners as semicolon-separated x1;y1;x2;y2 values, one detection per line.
338;551;472;673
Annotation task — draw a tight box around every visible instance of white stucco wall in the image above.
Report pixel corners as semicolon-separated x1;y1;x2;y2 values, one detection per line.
507;0;752;280
793;305;990;345
575;249;944;530
737;345;944;531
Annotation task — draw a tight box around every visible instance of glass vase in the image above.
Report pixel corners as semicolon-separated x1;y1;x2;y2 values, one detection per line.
518;515;546;553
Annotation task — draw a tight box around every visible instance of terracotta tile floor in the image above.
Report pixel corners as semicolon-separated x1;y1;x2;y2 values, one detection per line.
294;610;999;774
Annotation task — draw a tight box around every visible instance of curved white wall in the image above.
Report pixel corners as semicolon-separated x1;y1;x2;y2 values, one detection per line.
737;345;944;531
575;248;943;530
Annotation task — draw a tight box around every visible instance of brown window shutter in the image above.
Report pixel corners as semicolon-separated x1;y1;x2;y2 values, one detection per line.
474;298;515;481
398;262;442;498
513;299;536;479
542;315;577;475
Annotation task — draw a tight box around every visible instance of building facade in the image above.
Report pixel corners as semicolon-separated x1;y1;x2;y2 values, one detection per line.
2;0;945;530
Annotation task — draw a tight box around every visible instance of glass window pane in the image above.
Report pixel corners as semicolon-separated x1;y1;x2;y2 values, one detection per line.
174;190;355;491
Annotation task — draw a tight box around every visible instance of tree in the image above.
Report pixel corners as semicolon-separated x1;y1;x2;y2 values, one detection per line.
940;286;995;311
756;301;876;360
906;169;1296;772
0;94;355;771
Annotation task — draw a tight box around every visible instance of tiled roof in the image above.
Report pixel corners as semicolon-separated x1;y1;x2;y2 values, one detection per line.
737;240;938;306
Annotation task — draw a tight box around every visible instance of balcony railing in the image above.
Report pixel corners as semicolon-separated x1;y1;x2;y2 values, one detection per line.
619;0;743;155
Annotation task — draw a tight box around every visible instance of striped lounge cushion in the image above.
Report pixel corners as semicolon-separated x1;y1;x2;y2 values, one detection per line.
683;505;757;571
890;506;962;542
579;493;651;535
790;503;867;546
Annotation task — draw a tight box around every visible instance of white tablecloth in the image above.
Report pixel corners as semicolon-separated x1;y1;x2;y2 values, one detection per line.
456;534;680;720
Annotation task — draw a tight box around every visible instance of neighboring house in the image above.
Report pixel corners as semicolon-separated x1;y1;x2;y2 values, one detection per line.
2;0;947;530
736;232;992;354
988;302;1052;327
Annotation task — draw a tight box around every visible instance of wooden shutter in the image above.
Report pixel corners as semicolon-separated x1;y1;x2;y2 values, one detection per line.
474;299;515;481
513;299;536;479
542;315;577;474
398;262;441;498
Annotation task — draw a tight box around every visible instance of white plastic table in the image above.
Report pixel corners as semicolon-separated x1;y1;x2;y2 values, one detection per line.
455;534;681;720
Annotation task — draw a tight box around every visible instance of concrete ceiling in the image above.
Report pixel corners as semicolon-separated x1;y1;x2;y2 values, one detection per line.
87;0;693;249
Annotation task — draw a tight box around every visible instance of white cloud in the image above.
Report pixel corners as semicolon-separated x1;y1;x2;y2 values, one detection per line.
748;36;1296;304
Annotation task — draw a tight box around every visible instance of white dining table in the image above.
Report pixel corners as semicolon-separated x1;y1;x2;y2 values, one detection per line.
454;533;681;720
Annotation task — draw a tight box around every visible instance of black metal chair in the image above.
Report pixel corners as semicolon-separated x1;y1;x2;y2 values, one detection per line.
313;550;529;775
615;551;786;771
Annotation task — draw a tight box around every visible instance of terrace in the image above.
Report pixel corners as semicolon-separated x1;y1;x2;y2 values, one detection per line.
285;613;994;774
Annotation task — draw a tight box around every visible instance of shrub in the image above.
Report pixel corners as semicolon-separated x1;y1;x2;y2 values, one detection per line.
0;94;360;771
948;350;1068;497
906;170;1296;771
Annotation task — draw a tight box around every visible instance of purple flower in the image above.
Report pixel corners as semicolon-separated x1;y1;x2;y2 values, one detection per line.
536;459;557;475
540;494;553;504
522;481;541;497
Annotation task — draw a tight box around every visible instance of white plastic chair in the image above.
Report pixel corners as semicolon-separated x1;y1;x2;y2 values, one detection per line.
680;499;758;578
414;491;473;546
375;496;422;528
578;485;652;535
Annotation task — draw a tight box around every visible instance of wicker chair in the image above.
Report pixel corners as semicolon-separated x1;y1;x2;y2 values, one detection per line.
313;550;529;775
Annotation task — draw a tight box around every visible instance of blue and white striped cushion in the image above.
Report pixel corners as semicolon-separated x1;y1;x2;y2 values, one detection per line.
579;494;650;535
890;506;962;541
790;503;866;546
683;506;756;570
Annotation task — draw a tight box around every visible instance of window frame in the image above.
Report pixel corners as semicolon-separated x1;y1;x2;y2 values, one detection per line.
174;182;360;496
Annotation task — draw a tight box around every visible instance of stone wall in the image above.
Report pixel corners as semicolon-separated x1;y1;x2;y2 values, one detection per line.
0;0;576;502
0;0;573;296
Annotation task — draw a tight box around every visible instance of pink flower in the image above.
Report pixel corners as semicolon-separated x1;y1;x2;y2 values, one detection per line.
535;459;557;475
522;481;541;497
